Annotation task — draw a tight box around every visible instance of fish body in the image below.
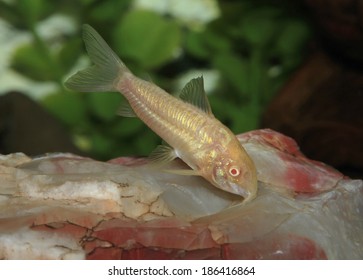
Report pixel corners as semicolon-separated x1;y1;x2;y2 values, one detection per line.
65;24;257;202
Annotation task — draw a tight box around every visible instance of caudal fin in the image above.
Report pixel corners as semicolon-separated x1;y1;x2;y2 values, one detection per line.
64;24;130;92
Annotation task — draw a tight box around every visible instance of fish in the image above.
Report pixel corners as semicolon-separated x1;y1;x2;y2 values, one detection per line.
64;24;257;202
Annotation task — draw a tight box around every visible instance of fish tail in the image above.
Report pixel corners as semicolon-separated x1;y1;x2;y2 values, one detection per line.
64;24;130;92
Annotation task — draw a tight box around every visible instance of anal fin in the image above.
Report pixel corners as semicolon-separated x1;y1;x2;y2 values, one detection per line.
117;100;137;117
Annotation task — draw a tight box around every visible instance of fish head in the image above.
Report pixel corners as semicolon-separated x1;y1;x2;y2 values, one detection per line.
204;140;258;202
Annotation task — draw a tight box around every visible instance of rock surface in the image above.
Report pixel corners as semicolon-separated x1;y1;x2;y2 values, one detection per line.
0;129;362;259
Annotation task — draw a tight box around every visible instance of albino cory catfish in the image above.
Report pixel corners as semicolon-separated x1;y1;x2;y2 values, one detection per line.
65;24;257;202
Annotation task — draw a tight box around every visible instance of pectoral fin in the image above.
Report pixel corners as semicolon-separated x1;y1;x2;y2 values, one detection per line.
148;144;201;176
148;144;177;166
163;169;200;176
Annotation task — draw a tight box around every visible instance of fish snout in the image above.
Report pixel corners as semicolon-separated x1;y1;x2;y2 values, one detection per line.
210;165;258;202
229;181;257;202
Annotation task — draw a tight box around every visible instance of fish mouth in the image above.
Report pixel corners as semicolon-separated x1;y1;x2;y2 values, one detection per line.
229;182;256;202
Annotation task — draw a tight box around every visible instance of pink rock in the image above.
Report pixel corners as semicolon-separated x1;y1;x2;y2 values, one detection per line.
221;233;327;260
0;129;361;259
238;129;344;193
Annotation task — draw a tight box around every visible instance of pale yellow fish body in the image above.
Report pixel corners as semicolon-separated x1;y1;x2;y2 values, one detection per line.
65;24;257;201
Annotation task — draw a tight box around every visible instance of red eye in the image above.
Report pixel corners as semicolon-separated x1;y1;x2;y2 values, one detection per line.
229;166;240;177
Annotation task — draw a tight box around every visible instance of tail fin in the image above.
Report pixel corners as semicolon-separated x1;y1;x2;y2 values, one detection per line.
64;24;130;92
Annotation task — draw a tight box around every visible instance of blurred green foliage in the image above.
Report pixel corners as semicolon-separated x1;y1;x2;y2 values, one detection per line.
1;0;311;160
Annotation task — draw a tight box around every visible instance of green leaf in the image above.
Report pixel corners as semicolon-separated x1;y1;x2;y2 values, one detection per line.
42;92;87;126
87;92;122;121
229;105;259;133
18;0;51;25
79;0;97;5
240;7;281;47
58;38;83;76
275;19;310;55
203;29;231;53
185;31;210;59
0;2;27;29
209;96;258;133
88;0;132;22
113;10;181;68
110;118;145;137
213;52;249;95
134;130;159;156
11;43;56;81
90;131;116;158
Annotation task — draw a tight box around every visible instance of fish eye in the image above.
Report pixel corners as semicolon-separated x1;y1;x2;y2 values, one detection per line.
229;166;240;177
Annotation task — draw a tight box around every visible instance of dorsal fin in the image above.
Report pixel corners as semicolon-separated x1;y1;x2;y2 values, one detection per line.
178;76;213;116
